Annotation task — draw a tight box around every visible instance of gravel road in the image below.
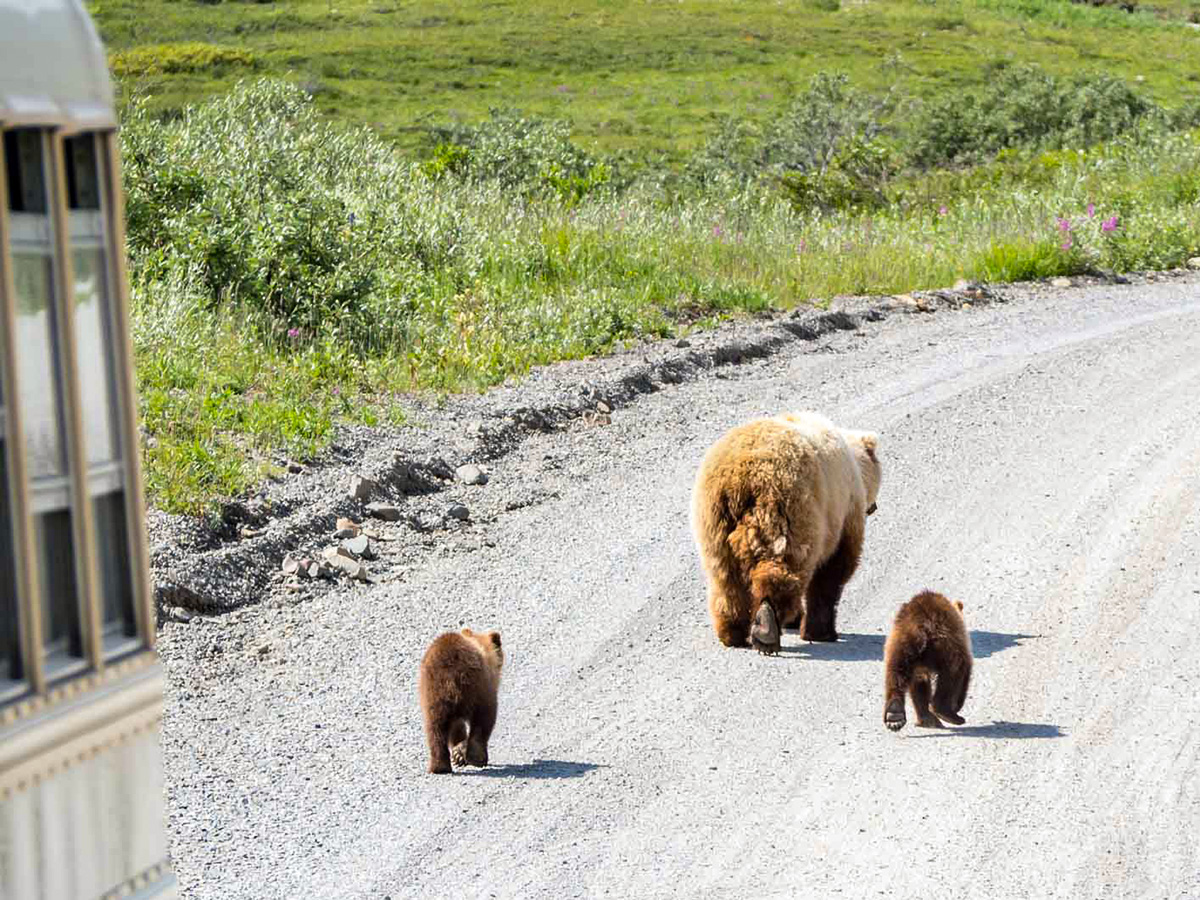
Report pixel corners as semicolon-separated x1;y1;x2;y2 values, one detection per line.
158;276;1200;899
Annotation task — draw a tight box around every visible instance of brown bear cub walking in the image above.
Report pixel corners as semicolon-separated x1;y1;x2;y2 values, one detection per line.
419;628;504;774
883;591;972;731
692;411;881;654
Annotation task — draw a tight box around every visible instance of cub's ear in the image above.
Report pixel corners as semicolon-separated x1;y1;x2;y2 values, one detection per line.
860;432;879;460
489;632;502;648
954;600;964;612
461;627;474;637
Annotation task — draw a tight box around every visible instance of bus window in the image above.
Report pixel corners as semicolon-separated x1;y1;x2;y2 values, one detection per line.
65;133;137;650
0;383;24;698
4;128;86;678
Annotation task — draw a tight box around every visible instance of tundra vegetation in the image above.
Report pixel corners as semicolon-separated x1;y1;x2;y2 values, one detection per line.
89;0;1200;514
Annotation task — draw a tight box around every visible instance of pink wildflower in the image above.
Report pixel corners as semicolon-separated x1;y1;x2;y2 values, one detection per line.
1101;215;1119;232
1086;203;1096;218
1061;237;1073;252
287;327;300;339
938;205;948;216
1057;217;1072;233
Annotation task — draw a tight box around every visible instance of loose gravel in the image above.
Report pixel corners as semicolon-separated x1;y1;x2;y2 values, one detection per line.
155;270;1200;900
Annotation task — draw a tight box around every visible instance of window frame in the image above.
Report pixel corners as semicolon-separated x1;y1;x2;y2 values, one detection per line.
0;120;156;718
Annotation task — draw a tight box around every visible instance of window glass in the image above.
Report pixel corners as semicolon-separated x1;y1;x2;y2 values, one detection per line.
6;130;66;479
0;441;23;685
93;489;136;646
66;134;119;466
36;509;82;666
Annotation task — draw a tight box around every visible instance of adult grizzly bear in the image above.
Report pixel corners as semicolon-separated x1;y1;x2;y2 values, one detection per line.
419;628;504;774
883;591;972;731
691;411;881;654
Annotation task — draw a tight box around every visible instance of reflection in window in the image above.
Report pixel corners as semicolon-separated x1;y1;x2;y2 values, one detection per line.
1;440;23;684
94;490;136;644
7;130;67;479
36;509;82;665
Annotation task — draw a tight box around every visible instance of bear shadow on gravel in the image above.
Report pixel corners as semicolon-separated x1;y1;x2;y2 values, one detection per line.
907;721;1065;740
457;759;606;780
776;632;884;662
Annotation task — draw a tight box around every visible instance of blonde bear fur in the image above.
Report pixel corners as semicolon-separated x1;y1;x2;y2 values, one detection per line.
419;628;504;774
691;411;881;653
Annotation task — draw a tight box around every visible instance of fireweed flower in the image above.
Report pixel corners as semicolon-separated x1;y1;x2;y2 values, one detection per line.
1102;216;1119;232
1057;217;1072;232
938;205;948;216
1061;237;1073;251
1087;203;1096;218
287;327;300;339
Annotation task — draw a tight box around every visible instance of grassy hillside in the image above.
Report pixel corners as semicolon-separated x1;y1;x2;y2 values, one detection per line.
91;0;1199;160
84;1;1200;516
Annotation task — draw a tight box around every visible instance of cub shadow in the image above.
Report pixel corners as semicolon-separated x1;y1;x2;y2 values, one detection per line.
969;630;1040;660
907;720;1065;739
460;759;606;780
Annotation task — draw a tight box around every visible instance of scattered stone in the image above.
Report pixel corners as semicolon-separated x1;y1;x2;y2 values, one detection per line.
596;400;612;414
239;525;265;539
581;410;612;427
675;339;691;348
1187;257;1200;270
349;474;377;501
334;516;362;539
366;502;402;521
343;535;376;560
962;302;972;310
362;528;393;542
281;555;301;576
447;504;470;521
288;462;303;474
1050;277;1072;288
256;643;271;657
455;464;488;486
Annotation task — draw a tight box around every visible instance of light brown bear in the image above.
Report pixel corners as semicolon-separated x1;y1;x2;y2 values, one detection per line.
883;591;972;731
419;628;504;774
691;411;881;654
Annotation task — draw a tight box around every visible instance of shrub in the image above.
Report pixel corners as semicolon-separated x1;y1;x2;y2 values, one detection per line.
110;43;256;78
909;64;1161;167
423;109;613;200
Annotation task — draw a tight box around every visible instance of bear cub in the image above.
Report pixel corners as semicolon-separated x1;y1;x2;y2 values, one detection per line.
883;591;972;731
419;628;504;774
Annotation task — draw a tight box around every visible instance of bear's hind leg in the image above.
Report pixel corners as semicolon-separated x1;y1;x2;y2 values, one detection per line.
883;658;908;731
710;585;751;648
802;529;861;643
932;668;968;726
425;711;454;774
464;697;498;767
750;600;781;656
911;674;943;728
448;719;470;767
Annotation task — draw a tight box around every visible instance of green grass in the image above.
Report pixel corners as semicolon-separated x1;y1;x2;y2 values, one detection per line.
90;0;1200;161
85;1;1200;516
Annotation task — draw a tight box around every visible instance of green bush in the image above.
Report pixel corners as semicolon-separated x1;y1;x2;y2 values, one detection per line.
909;64;1161;168
423;109;613;200
687;72;897;211
121;80;446;349
110;42;256;77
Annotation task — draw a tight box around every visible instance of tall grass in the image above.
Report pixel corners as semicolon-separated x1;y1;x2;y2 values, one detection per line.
124;79;1200;514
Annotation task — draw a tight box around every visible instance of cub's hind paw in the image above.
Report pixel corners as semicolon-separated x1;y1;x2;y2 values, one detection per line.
935;710;966;726
916;715;945;729
450;742;469;768
884;698;906;732
750;602;781;656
